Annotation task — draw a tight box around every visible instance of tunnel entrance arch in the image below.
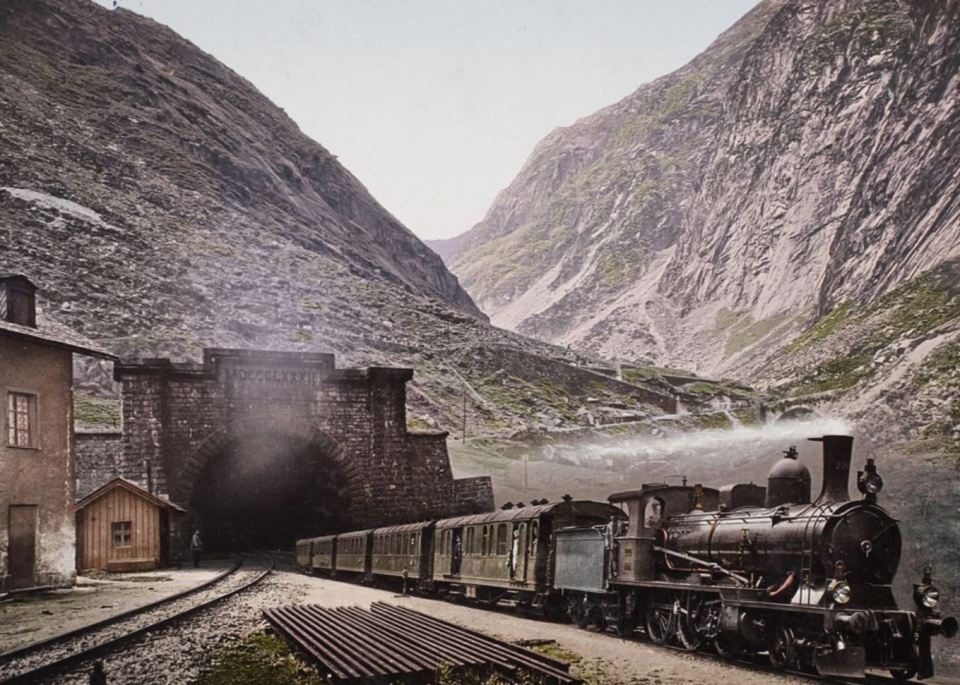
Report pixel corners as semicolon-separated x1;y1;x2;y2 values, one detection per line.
99;348;495;556
182;421;355;552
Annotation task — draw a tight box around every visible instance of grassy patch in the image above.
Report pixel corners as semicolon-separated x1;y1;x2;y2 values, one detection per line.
790;353;873;395
620;366;659;385
724;313;790;358
74;393;121;429
694;412;733;430
406;416;433;431
527;642;607;685
783;261;960;397
196;632;324;685
685;381;722;395
785;302;853;354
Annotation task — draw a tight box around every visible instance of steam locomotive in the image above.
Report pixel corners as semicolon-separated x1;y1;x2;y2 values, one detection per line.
296;435;956;682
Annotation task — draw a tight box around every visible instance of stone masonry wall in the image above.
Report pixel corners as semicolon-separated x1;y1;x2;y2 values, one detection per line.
75;432;123;499
89;349;494;533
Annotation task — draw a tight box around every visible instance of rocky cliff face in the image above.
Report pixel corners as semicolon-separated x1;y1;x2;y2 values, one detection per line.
0;0;484;345
445;0;960;377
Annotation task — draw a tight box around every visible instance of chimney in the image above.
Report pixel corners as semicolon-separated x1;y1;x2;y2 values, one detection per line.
0;275;37;328
811;435;853;503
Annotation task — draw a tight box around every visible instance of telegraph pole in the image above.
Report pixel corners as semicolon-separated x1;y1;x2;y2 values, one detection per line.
461;385;467;444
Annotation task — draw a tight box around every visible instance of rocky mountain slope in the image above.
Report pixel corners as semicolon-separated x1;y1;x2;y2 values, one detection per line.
0;0;734;438
441;0;960;380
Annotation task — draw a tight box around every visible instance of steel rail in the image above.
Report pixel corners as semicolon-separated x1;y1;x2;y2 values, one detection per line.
0;559;241;663
0;555;274;685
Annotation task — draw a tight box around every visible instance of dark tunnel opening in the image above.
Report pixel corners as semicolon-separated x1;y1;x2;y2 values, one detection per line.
189;433;352;552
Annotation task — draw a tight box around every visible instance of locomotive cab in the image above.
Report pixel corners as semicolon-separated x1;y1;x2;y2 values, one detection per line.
608;484;719;583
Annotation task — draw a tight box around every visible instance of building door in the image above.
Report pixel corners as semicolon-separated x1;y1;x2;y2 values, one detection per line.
9;505;38;589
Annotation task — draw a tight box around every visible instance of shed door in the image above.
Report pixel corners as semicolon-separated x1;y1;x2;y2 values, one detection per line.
9;505;38;589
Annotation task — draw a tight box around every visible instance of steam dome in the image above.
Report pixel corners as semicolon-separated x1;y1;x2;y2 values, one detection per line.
765;447;811;507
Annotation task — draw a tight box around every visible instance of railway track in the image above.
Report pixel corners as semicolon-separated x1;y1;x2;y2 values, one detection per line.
0;555;274;684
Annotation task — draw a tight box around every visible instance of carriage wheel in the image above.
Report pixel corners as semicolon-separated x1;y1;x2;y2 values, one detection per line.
645;605;673;645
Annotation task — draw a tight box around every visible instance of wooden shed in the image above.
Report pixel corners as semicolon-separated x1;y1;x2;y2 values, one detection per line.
75;478;185;573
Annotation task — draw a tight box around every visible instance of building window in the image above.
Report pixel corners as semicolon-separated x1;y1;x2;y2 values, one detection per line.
112;521;132;547
7;392;37;448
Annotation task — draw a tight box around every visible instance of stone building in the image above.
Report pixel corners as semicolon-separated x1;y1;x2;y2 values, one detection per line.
0;275;116;590
77;348;493;552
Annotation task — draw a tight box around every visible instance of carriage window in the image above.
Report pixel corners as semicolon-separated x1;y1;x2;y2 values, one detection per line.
481;526;489;555
411;534;417;554
466;527;475;554
644;498;664;528
496;524;508;555
530;521;539;550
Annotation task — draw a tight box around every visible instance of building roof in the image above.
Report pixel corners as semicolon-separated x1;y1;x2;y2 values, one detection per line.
0;274;37;290
0;314;117;360
75;477;187;513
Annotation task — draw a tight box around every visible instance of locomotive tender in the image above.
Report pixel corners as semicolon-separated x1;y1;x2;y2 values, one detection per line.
296;435;956;682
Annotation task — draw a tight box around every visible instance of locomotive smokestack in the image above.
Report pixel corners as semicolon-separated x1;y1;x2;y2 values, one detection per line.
811;435;853;503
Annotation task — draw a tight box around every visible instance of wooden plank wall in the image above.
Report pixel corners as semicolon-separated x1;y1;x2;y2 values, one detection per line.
77;488;161;570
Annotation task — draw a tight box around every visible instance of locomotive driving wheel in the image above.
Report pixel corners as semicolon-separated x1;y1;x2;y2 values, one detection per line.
768;624;797;670
645;603;674;645
676;594;706;651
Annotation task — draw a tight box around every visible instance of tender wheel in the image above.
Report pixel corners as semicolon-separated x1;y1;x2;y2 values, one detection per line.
587;601;607;633
768;625;797;670
645;604;673;645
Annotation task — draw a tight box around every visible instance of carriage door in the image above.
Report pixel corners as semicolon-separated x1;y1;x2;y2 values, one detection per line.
515;523;527;580
9;505;38;589
451;528;463;575
536;518;553;586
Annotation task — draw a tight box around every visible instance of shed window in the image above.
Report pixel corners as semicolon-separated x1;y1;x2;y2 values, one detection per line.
6;392;37;448
112;521;132;547
496;524;508;555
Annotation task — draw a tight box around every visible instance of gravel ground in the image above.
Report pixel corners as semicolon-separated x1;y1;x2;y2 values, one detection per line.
17;567;958;684
0;562;230;654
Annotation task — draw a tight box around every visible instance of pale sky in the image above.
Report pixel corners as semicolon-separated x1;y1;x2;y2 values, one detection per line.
94;0;758;240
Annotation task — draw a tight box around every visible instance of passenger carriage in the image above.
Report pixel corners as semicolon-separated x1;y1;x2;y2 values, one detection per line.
432;500;623;607
334;529;372;576
370;521;435;586
299;534;336;574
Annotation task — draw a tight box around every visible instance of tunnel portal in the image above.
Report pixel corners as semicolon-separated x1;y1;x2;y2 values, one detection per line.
189;432;350;552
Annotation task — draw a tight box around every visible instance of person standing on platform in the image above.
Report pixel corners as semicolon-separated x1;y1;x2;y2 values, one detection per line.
190;529;203;568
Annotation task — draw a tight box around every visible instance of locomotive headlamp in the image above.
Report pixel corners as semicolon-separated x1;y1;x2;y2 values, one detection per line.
862;472;883;494
919;586;941;610
831;580;852;605
857;458;883;499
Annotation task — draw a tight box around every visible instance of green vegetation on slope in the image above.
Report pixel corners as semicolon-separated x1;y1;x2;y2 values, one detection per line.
783;261;960;396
